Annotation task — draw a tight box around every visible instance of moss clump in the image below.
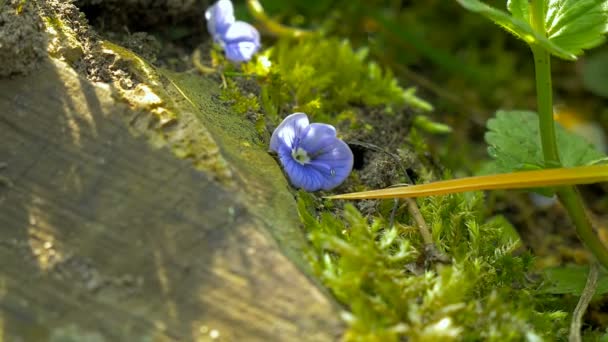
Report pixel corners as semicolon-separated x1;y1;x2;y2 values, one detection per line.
238;37;431;125
219;78;261;117
202;22;570;341
298;191;568;341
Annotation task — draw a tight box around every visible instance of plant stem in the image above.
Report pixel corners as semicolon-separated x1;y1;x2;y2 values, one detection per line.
530;0;546;34
569;262;599;342
558;187;608;267
530;0;560;166
529;1;608;269
405;198;433;246
531;46;561;166
246;0;314;38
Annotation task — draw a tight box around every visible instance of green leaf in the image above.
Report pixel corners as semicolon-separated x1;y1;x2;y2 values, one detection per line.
546;0;608;55
459;0;608;59
540;265;608;295
456;0;576;60
583;48;608;98
511;0;608;57
507;0;530;21
485;110;605;173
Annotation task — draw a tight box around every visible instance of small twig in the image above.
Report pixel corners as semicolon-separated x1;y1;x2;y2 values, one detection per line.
569;262;599;342
191;47;228;88
191;47;217;74
246;0;315;39
405;198;432;245
191;47;265;88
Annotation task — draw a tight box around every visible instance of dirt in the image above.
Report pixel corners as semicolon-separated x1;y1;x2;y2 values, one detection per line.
328;106;437;215
40;0;163;89
40;0;110;81
76;0;207;27
114;31;162;63
35;0;212;85
0;0;47;77
75;0;209;70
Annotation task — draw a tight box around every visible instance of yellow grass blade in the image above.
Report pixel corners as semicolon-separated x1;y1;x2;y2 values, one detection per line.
327;164;608;200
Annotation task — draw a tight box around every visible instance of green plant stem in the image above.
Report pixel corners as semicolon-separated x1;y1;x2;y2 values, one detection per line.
558;187;608;268
246;0;313;38
531;46;561;166
530;0;560;166
529;0;608;269
530;0;546;34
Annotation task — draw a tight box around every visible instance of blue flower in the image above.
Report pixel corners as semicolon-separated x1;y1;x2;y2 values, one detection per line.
220;21;261;62
205;0;234;42
270;113;354;192
205;0;261;63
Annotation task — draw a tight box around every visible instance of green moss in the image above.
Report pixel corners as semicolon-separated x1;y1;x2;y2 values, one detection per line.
298;191;569;341
237;37;431;125
220;78;261;116
200;26;575;340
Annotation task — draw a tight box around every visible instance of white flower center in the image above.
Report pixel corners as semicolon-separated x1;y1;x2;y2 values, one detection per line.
291;147;311;165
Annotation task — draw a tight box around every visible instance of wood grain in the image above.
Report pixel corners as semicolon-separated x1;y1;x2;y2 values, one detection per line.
0;59;342;341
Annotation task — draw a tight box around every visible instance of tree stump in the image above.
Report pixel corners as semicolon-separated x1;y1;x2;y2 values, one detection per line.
0;54;342;341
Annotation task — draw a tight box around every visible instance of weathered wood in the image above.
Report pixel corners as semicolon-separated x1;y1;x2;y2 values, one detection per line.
0;59;342;341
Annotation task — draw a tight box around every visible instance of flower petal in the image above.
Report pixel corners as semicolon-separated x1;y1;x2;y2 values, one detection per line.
269;113;309;153
297;123;337;154
205;0;235;41
222;21;260;45
224;41;260;62
307;138;353;190
220;21;261;62
278;146;324;191
270;112;353;191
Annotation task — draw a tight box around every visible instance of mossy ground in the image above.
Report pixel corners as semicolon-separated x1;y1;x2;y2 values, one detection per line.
36;0;608;339
210;37;578;340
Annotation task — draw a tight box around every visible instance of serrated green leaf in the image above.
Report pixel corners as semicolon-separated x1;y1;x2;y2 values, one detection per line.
583;48;608;98
546;1;608;55
511;0;608;57
485;110;605;173
456;0;576;59
507;0;530;21
540;265;608;295
456;0;542;44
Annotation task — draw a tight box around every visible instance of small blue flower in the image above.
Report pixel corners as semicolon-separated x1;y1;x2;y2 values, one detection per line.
205;0;261;63
205;0;235;42
221;21;261;62
270;113;354;192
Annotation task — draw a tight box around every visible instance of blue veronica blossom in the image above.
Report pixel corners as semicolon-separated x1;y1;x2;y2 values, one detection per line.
205;0;261;63
270;113;354;192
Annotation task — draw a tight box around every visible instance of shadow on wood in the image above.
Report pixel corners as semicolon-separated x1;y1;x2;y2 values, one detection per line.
0;58;342;341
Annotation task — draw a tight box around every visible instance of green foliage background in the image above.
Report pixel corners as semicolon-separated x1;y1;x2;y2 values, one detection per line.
220;0;608;340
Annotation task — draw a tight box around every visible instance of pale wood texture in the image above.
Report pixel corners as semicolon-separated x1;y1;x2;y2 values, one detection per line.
0;59;342;341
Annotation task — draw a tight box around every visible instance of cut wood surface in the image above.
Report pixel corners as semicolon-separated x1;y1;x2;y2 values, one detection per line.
0;59;342;341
